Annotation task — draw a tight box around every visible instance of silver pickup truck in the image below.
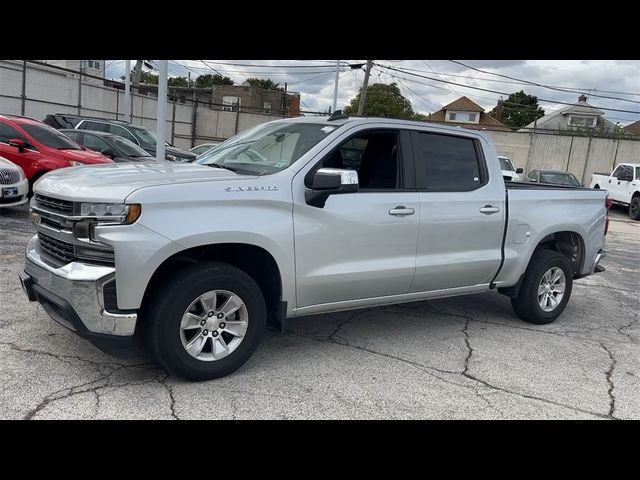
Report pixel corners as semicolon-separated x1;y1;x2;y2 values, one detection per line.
19;115;609;380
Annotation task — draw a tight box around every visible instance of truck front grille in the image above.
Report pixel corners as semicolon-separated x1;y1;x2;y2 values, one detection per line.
0;169;20;184
34;195;74;214
38;233;75;264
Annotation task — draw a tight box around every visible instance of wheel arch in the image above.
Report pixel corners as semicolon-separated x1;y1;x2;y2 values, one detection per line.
533;230;585;276
140;242;284;325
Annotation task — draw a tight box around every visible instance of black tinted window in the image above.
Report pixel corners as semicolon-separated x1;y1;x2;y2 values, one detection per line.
62;130;80;141
80;121;110;133
21;124;81;150
0;123;24;143
317;131;399;189
110;125;138;144
412;132;483;191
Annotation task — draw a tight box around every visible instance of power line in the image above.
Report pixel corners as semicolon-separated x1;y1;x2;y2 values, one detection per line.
449;60;640;105
374;63;640;115
199;60;225;76
171;61;348;76
189;60;351;69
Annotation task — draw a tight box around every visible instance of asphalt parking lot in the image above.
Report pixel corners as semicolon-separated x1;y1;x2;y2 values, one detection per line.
0;203;638;420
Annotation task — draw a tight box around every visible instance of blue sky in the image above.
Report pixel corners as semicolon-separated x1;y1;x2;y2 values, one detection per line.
105;60;640;125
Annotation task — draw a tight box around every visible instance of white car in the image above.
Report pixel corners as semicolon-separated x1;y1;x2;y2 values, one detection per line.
499;155;522;182
0;156;28;208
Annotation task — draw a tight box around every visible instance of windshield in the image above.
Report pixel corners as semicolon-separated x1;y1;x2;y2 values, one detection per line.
110;136;151;157
540;172;580;186
22;124;81;150
128;125;166;148
196;122;340;175
499;157;515;171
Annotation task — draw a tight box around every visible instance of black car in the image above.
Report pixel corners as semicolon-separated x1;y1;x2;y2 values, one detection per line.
44;113;197;162
526;169;583;187
60;129;156;162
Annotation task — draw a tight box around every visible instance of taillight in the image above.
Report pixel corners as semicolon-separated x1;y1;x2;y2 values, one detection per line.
604;195;612;236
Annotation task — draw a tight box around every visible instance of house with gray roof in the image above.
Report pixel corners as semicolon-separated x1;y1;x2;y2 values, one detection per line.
519;94;618;133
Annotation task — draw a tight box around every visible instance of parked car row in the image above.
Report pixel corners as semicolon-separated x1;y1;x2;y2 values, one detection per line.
0;112;216;206
44;114;197;163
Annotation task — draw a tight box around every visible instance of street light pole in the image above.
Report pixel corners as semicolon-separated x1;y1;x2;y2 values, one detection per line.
124;59;131;123
156;60;168;162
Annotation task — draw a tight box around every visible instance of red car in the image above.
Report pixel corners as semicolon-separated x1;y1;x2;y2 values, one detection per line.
0;114;113;190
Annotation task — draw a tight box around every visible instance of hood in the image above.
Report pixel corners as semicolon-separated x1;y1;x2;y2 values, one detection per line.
64;149;113;164
0;156;22;171
34;161;254;202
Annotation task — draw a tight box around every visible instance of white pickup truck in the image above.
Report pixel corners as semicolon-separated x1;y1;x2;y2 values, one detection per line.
590;163;640;220
20;115;609;380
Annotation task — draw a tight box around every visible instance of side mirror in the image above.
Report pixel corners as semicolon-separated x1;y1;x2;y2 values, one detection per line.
8;138;25;153
305;168;359;208
516;168;524;174
101;148;116;158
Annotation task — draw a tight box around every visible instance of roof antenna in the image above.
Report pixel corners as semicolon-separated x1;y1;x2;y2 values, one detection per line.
327;109;348;121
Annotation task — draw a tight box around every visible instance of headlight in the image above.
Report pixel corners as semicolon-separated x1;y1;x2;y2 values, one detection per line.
18;168;26;180
68;160;83;167
79;203;141;224
166;154;177;161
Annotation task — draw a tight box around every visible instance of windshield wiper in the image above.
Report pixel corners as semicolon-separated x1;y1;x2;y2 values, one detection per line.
206;163;238;173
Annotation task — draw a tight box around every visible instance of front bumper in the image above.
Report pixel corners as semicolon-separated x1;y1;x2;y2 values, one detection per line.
0;178;29;207
20;235;137;353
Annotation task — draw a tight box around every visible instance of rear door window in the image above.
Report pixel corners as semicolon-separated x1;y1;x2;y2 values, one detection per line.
411;131;485;191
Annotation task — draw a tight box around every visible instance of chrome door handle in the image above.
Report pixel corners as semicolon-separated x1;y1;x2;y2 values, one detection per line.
479;205;500;214
389;206;415;217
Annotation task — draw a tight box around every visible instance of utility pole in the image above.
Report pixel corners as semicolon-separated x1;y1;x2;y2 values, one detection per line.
332;60;340;113
495;98;504;123
156;60;168;162
282;82;288;117
133;60;143;89
357;60;373;116
124;59;132;122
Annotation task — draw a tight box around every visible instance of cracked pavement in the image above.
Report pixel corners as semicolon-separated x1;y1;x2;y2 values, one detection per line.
0;204;638;419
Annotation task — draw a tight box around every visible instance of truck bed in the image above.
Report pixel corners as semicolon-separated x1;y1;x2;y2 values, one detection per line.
494;184;607;287
505;181;589;191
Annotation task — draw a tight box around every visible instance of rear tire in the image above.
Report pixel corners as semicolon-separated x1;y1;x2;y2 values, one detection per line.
511;249;573;325
630;197;640;221
146;261;266;381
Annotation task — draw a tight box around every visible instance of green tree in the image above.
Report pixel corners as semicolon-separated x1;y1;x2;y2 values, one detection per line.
168;76;188;87
130;70;189;87
488;90;545;128
138;70;158;84
245;77;283;91
195;73;234;88
344;83;416;119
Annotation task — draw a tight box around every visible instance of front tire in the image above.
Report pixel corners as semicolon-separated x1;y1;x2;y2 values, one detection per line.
630;197;640;221
511;249;573;325
147;262;266;381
